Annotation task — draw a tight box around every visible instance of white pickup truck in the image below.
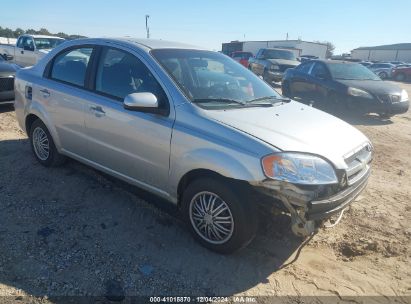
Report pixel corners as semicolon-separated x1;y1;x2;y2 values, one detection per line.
0;34;65;67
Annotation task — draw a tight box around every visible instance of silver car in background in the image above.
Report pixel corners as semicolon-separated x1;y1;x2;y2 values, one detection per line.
368;63;396;79
14;38;372;253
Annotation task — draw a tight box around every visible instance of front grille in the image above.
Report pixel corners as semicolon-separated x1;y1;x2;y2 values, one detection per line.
378;94;401;104
344;143;373;186
279;64;296;72
0;77;14;92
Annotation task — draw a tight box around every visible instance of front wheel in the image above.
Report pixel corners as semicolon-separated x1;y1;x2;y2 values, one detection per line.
182;178;257;254
29;119;66;167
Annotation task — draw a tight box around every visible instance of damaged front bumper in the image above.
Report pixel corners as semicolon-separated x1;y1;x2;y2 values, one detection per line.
251;168;370;237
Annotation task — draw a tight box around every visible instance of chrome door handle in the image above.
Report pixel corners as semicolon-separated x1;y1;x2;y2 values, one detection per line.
40;89;50;98
90;106;106;117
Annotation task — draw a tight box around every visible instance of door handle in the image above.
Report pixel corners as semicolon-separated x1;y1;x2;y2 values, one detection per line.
90;105;106;117
40;89;50;98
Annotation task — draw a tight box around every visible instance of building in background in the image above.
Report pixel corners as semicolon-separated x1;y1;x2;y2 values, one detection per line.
222;40;328;58
351;43;411;62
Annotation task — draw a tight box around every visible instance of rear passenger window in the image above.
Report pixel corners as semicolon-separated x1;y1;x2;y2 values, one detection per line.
95;48;167;107
51;47;93;87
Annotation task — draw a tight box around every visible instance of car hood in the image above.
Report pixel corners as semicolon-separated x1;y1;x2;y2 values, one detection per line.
206;101;369;169
267;59;300;66
0;62;18;76
337;79;402;95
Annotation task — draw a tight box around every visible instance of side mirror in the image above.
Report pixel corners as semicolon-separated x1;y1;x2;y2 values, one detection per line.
23;45;34;51
124;92;164;114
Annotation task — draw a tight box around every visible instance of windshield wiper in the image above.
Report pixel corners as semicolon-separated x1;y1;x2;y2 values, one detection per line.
192;98;246;105
248;96;291;103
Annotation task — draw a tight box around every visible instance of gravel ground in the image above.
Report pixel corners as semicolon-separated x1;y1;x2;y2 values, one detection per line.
0;82;410;303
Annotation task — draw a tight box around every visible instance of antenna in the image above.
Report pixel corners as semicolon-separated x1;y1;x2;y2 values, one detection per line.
145;15;150;39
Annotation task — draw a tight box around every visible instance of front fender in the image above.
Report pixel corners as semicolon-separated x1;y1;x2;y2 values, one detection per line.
169;148;263;200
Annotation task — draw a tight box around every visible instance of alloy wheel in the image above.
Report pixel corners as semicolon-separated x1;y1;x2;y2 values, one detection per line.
32;127;50;161
189;191;234;244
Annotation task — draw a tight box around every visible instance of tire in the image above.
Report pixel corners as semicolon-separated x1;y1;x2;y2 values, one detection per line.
29;119;66;167
378;112;392;119
379;72;388;80
181;178;257;254
394;73;406;82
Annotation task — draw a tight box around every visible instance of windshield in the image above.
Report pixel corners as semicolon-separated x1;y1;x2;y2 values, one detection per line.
264;49;296;60
151;49;282;108
327;63;380;80
34;38;65;50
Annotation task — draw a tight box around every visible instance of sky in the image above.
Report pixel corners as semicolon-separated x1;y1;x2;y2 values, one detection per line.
1;0;410;54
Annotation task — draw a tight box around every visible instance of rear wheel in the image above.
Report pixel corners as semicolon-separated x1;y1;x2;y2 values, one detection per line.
29;119;66;167
378;71;388;80
182;178;257;254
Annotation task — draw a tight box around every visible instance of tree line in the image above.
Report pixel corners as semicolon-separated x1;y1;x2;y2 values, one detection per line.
0;26;86;40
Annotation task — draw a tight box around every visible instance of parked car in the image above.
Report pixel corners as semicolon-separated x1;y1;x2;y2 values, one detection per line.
0;55;19;103
392;66;411;82
0;34;65;67
359;61;373;67
248;48;300;83
282;60;409;117
230;51;253;67
368;63;396;79
15;38;374;253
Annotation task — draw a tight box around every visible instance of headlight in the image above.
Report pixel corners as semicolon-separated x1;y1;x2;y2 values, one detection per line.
401;89;409;102
347;87;373;99
261;153;338;185
270;64;280;71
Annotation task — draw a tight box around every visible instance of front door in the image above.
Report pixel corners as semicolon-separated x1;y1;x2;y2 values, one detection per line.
84;46;174;194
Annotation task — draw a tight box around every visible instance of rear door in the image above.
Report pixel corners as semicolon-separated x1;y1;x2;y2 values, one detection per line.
39;45;95;157
83;46;174;193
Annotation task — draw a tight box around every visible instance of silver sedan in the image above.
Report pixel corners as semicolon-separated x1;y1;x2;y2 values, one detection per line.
14;38;372;253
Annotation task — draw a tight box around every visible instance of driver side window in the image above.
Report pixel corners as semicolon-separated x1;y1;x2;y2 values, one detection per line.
95;47;168;109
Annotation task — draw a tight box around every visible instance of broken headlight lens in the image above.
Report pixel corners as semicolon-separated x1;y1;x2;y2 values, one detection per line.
261;153;338;185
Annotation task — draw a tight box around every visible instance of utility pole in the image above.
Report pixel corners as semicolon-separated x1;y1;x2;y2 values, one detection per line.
145;15;150;39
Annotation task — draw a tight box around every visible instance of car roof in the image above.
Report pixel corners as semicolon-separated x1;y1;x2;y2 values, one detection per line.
101;37;206;51
308;59;359;65
23;34;65;39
